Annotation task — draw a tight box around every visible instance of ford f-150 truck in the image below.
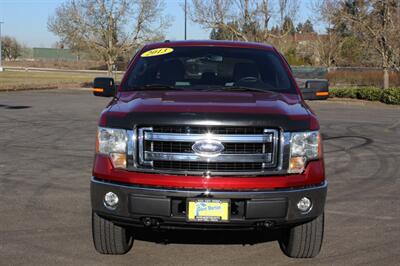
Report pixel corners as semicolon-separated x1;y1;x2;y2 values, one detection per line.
91;40;327;258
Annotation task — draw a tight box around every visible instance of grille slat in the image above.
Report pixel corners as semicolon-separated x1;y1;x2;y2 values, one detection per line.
152;126;264;135
151;141;268;154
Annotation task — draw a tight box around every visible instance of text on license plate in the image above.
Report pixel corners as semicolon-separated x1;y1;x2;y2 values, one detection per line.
187;199;229;222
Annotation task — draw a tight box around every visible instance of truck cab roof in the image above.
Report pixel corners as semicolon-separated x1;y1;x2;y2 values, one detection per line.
143;40;275;51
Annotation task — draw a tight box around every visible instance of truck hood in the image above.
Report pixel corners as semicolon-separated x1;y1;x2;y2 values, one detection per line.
102;90;317;131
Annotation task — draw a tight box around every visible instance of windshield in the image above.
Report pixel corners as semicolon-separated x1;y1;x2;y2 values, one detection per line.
122;46;295;93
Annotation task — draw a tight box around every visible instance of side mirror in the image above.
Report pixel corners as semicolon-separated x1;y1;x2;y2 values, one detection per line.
301;79;329;100
92;77;116;97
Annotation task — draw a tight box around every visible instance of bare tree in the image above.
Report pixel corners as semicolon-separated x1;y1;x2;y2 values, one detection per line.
188;0;298;44
310;0;346;68
319;0;400;88
1;36;22;61
351;0;399;88
258;0;273;31
314;30;344;67
189;0;249;41
278;0;299;28
48;0;171;75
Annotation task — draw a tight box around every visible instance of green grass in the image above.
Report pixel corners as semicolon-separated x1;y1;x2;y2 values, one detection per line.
0;70;122;91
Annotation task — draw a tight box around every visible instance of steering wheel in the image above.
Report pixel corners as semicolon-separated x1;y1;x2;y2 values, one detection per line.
237;76;259;83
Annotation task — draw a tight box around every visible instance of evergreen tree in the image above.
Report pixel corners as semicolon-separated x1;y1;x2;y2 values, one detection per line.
282;16;295;35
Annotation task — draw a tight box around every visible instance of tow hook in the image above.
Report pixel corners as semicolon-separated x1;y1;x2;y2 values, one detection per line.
142;217;161;228
256;220;275;230
264;221;275;228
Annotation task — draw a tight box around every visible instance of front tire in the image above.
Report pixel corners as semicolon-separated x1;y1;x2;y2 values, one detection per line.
279;213;324;258
92;212;133;255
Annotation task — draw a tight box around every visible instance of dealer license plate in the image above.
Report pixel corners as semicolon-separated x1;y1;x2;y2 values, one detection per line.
187;199;230;222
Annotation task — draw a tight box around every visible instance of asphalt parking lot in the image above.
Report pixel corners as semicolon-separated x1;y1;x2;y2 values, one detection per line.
1;89;399;265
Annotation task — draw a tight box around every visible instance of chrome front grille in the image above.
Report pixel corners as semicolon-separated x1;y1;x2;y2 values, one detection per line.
135;126;280;174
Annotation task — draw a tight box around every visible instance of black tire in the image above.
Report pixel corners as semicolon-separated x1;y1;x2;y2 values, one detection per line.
279;213;324;258
92;212;134;255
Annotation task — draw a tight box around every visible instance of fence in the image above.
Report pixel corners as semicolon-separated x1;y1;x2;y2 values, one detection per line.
32;48;77;61
20;48;89;61
292;66;400;87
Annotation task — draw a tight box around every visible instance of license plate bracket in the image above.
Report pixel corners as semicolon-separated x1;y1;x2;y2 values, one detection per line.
187;199;230;222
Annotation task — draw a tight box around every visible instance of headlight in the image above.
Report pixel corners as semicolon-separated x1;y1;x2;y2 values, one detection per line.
96;127;127;168
289;131;321;173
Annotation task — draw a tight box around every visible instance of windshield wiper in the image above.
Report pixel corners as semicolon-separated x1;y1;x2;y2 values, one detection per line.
127;84;182;91
220;86;271;93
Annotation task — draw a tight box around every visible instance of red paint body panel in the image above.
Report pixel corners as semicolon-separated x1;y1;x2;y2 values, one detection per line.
100;40;320;130
93;154;324;190
101;90;319;130
109;90;308;117
96;41;323;189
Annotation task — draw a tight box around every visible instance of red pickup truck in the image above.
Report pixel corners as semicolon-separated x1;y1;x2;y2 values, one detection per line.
91;40;327;258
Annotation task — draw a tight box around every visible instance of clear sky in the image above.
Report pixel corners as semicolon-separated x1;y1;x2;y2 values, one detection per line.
0;0;315;48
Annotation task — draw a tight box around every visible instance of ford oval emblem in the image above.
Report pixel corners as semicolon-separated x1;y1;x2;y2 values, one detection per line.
192;140;225;157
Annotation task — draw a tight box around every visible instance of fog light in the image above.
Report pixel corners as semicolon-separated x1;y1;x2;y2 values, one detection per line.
104;192;119;210
297;197;312;212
